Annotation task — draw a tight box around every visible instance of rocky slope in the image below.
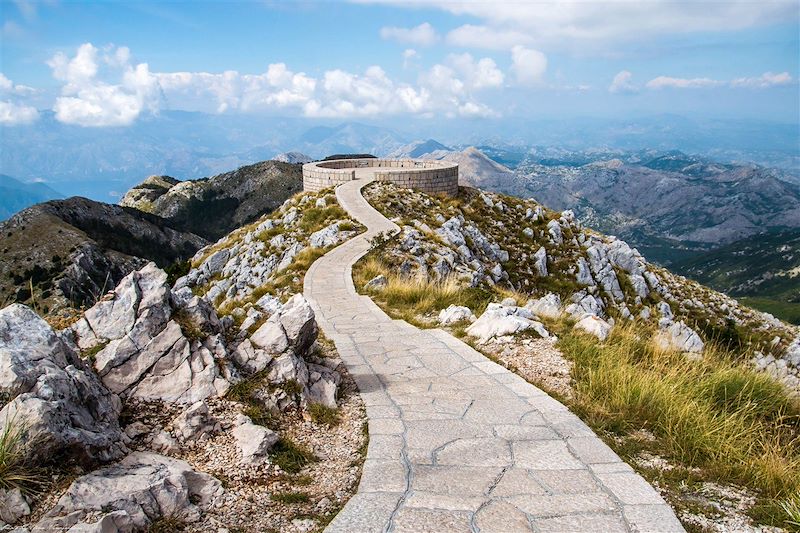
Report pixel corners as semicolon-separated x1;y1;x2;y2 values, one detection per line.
0;187;367;532
0;197;207;318
362;182;800;392
120;160;303;241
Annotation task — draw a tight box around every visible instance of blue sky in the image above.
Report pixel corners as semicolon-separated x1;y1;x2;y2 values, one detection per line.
1;0;798;127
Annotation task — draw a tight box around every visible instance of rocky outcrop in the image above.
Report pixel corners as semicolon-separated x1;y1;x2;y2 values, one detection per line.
232;416;279;466
438;305;476;325
0;304;126;466
466;303;549;343
573;315;613;341
70;263;232;404
654;319;705;355
0;197;208;317
32;452;223;532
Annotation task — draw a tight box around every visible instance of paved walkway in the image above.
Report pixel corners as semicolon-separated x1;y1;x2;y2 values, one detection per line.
304;178;684;532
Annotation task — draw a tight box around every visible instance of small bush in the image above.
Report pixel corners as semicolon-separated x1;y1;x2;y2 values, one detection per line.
149;516;187;532
269;438;317;474
271;491;310;504
0;418;44;495
308;403;340;427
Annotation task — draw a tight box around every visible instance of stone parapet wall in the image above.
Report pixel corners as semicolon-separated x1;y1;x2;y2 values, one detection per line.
303;158;458;195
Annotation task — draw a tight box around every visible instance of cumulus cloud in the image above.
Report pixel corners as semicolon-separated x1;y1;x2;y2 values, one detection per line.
446;53;504;89
645;76;723;89
608;70;638;93
380;22;438;46
47;43;160;127
0;101;38;124
364;0;797;49
0;73;39;124
731;71;793;88
402;48;418;68
44;42;502;125
510;46;547;86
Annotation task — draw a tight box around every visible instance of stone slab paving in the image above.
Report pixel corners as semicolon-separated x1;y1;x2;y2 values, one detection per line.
304;178;685;532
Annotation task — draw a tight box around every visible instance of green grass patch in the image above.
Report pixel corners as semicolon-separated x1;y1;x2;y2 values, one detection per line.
270;438;318;474
0;418;45;496
271;491;310;504
551;320;800;529
308;403;340;427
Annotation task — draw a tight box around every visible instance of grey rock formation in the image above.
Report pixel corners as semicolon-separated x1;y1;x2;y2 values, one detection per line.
574;315;613;341
438;305;477;325
71;263;231;404
33;452;223;531
0;488;30;526
0;304;125;466
655;320;705;355
526;293;562;319
232;419;279;465
466;303;549;343
172;401;220;442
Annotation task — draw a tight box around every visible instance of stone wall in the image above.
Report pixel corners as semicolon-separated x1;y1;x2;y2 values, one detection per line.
302;158;459;195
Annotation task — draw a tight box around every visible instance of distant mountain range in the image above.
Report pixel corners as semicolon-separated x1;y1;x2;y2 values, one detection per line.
2;111;798;201
0;174;62;221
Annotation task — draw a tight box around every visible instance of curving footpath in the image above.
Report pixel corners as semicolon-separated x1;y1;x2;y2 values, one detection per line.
304;178;685;533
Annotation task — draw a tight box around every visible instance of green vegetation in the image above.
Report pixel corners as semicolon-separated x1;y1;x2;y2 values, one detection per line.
549;320;800;529
0;418;44;496
270;491;310;504
269;437;317;474
307;403;340;427
671;229;800;325
148;516;187;532
354;256;494;326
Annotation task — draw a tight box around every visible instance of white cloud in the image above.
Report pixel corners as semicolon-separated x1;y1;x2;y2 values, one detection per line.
609;70;638;93
446;24;534;50
446;53;504;89
360;0;796;50
44;42;504;124
402;48;417;68
0;101;38;124
731;71;793;88
47;43;160;127
0;73;40;124
511;46;547;86
380;22;438;46
645;76;723;89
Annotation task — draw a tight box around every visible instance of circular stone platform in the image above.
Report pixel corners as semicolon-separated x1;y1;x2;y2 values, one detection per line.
302;158;458;195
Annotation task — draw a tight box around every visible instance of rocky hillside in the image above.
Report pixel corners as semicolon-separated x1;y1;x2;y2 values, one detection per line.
0;197;207;317
362;182;800;392
120;160;303;240
0;187;367;532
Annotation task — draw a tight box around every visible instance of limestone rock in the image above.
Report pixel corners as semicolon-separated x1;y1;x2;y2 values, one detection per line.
438;305;477;325
0;304;125;466
232;422;279;465
466;303;548;343
309;222;342;248
526;293;562;319
71;264;231;405
365;275;388;290
0;488;30;525
33;452;223;531
655;320;704;355
172;401;220;442
277;294;317;354
532;247;548;277
573;315;613;341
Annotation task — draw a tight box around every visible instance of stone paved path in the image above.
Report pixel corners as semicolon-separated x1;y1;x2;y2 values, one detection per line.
304;178;685;532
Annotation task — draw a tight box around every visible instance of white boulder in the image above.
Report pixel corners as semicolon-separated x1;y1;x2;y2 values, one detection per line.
438;305;477;325
232;421;279;466
654;320;704;355
573;315;613;341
